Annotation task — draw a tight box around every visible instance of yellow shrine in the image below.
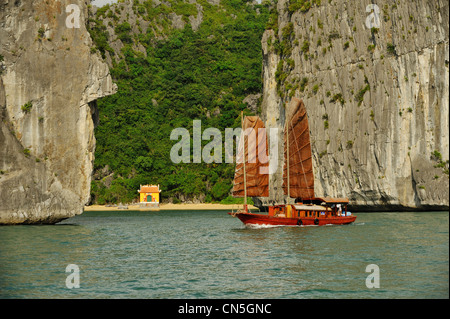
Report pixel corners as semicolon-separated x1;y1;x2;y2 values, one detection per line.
138;184;161;207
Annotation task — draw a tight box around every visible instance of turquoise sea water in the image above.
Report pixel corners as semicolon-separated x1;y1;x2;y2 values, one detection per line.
0;211;448;299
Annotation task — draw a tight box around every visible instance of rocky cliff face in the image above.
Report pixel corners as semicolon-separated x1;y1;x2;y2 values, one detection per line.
0;0;116;224
88;0;208;68
259;0;449;211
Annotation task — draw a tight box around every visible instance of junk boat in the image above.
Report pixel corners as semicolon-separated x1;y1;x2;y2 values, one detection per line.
228;98;356;227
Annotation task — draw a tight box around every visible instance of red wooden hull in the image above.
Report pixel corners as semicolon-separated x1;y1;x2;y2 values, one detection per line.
228;212;356;227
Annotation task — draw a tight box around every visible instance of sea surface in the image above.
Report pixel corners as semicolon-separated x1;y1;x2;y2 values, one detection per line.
0;210;448;299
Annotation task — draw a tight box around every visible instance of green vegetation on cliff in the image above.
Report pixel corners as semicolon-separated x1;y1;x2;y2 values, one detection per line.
88;0;270;204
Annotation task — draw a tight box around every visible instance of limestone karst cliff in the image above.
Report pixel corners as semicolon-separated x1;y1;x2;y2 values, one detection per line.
0;0;447;222
0;0;116;224
258;0;449;211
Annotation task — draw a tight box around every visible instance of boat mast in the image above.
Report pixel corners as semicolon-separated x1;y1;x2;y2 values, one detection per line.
286;118;290;200
241;111;248;212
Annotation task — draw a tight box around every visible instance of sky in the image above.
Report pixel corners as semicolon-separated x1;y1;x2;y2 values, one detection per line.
91;0;118;7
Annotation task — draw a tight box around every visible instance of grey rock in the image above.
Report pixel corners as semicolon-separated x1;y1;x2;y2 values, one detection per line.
169;12;186;30
206;0;220;5
243;93;262;113
0;0;116;224
189;4;204;31
257;0;449;211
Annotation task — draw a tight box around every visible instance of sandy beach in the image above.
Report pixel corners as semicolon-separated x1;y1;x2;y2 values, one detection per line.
84;203;258;211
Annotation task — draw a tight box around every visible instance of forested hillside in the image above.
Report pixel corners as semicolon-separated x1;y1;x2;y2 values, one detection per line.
88;0;272;204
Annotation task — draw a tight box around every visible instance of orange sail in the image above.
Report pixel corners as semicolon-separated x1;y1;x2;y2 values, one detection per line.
232;116;269;197
283;98;315;199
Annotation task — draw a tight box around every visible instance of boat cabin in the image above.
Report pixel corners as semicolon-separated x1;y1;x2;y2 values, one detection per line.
268;197;350;218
